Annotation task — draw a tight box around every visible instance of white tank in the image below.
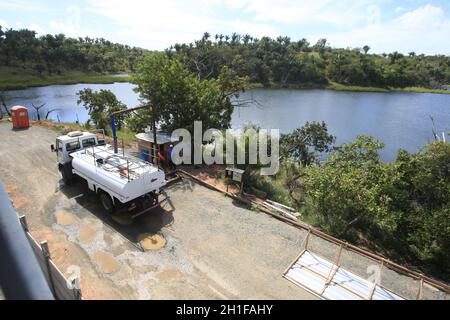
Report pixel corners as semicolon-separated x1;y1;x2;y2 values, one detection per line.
70;146;166;203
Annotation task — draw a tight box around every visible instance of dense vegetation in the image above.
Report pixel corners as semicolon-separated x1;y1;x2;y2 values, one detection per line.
1;27;449;92
255;127;450;277
168;32;450;89
0;26;150;76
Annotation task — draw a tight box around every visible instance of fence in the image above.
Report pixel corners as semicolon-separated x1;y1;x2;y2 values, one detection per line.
19;216;82;300
0;181;81;300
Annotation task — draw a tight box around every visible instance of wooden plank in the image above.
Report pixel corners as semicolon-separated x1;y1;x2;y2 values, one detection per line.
266;199;297;213
320;244;344;295
262;201;298;221
22;229;81;300
40;241;57;297
416;278;424;300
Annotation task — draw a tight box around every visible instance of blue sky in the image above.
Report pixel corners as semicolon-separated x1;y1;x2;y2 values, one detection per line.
1;0;450;54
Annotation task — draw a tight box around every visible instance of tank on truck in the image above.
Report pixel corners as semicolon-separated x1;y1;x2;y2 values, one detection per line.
110;104;159;165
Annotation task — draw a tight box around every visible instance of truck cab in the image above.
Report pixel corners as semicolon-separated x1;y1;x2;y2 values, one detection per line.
52;131;105;183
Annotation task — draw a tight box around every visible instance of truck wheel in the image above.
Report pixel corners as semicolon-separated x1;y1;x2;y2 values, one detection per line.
99;192;114;214
60;163;74;185
61;167;73;185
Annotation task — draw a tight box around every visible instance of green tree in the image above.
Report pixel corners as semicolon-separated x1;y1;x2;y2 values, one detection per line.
131;52;247;134
279;122;335;206
390;142;450;270
76;89;127;133
302;135;396;238
280;121;335;166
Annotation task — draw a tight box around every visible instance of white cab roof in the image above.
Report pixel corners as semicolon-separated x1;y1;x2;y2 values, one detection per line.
58;132;97;142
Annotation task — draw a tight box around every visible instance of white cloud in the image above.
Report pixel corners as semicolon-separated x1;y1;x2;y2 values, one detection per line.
0;19;9;29
85;0;277;49
50;5;104;38
0;0;49;12
28;22;45;34
323;5;450;54
14;21;44;34
241;0;373;26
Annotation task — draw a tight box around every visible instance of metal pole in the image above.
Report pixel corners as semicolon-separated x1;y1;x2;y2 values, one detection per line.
110;115;118;154
0;182;54;300
152;105;158;166
127;159;130;182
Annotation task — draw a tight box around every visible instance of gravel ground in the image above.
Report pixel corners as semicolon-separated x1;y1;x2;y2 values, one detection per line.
0;122;313;299
0;121;447;300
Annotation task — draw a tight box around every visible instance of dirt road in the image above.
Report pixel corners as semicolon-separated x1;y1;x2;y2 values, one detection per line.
0;122;315;299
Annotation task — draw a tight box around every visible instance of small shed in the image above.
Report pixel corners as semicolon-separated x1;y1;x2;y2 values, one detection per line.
11;106;30;129
135;131;179;164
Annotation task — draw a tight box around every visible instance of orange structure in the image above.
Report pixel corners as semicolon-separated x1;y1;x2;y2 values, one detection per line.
11;106;30;129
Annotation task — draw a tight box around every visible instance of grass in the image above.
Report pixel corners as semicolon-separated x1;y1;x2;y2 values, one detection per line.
326;82;391;93
0;66;131;90
3;66;448;95
115;128;138;144
248;81;450;95
34;120;138;145
396;86;450;94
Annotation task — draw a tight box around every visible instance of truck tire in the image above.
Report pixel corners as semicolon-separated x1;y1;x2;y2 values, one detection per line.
60;166;73;185
99;192;114;214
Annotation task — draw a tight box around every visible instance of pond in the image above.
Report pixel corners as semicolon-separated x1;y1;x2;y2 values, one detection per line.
3;83;449;162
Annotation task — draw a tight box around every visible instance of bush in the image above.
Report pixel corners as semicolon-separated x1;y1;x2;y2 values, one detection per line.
302;138;450;276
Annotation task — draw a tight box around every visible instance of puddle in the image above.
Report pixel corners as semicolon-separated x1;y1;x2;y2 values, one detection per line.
138;233;166;251
79;225;96;243
94;251;121;274
156;268;183;281
55;210;77;225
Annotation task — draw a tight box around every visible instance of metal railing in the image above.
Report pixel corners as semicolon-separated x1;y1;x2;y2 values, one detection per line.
83;145;161;182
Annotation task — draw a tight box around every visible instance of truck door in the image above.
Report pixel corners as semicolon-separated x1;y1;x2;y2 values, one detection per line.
56;139;64;163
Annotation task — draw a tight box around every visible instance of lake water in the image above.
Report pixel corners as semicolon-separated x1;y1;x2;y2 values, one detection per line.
3;82;449;162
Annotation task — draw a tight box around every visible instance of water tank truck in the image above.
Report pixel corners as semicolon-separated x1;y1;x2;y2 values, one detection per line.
51;124;166;217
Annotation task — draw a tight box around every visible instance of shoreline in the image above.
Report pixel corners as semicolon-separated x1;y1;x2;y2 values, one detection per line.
1;74;449;95
248;82;450;95
0;73;131;91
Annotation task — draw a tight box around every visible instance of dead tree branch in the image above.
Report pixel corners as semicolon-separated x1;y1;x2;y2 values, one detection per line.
0;91;11;116
31;103;46;121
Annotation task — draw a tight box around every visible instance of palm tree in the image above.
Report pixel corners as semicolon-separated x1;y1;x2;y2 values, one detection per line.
363;45;370;55
243;34;251;45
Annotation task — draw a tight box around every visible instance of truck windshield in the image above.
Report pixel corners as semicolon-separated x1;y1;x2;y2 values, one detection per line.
66;141;81;152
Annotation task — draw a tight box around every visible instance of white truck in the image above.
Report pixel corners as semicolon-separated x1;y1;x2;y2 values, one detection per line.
51;131;166;216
